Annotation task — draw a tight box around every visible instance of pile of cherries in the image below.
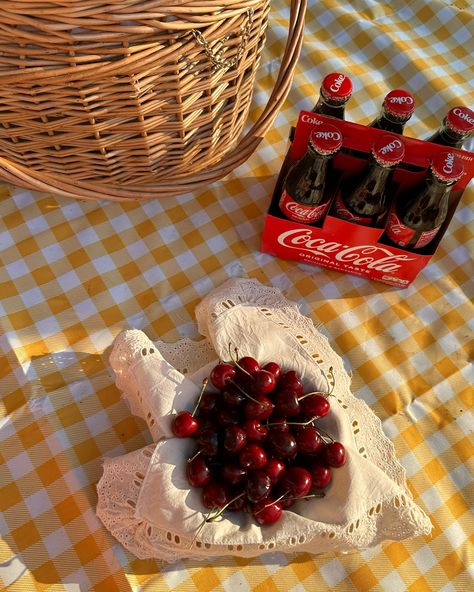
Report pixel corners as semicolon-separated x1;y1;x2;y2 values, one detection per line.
172;351;346;526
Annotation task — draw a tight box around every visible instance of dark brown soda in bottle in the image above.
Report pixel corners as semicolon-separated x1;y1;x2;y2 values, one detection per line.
369;89;415;134
279;123;343;225
426;106;474;149
333;135;405;227
384;151;463;250
312;72;353;119
280;73;352;180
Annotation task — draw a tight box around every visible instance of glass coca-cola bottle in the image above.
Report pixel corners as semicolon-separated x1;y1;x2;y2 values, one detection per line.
279;123;343;225
369;89;416;134
426;106;474;149
384;151;463;250
333;135;405;227
312;72;353;119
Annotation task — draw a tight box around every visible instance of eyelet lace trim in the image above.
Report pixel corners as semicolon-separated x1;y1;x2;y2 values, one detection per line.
99;278;432;561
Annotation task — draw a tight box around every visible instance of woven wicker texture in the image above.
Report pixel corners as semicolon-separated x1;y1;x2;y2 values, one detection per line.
0;0;306;200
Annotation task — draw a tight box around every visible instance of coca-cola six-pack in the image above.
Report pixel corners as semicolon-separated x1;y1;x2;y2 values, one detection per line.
262;73;474;287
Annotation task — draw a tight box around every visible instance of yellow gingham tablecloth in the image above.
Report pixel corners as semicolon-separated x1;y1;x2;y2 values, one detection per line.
1;0;473;590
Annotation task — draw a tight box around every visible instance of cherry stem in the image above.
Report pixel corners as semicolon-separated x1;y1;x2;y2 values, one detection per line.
290;492;325;501
299;367;335;400
229;379;272;408
188;508;213;549
191;378;209;417
206;492;246;522
254;490;290;515
228;343;253;378
267;416;319;428
322;366;335;397
315;426;335;443
187;449;202;463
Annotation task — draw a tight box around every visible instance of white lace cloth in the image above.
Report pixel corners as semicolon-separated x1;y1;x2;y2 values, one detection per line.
96;278;432;561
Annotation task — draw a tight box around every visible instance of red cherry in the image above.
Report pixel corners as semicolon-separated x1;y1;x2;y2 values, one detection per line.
252;370;277;395
186;455;212;487
246;470;272;502
221;463;247;486
228;494;247;512
269;417;290;432
252;498;283;525
210;363;236;389
196;426;219;456
202;482;230;509
263;362;282;382
279;371;304;394
274;389;301;417
238;357;260;376
223;426;247;454
295;426;324;455
222;388;245;408
242;419;268;442
324;442;346;467
268;430;297;459
264;458;286;484
244;395;274;420
216;406;241;426
239;444;267;470
300;394;330;418
309;463;332;489
172;411;199;437
280;466;312;498
198;390;218;415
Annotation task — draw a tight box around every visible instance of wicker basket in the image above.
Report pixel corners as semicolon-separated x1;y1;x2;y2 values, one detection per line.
0;0;306;201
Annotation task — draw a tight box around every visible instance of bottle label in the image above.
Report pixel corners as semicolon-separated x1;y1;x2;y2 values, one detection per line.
385;209;441;249
279;190;330;224
334;192;372;226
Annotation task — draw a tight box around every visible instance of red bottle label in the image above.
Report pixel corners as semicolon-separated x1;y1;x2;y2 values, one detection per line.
334;192;372;225
385;209;441;248
279;190;330;223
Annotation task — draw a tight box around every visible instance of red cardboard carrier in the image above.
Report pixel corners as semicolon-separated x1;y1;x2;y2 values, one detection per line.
262;112;474;287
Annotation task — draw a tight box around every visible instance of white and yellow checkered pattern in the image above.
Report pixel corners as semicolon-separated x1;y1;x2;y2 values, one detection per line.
1;0;473;590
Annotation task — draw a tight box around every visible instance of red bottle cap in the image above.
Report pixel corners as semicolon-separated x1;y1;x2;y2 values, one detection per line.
431;151;464;183
321;73;353;103
383;89;416;118
309;124;343;155
372;134;405;166
445;106;474;135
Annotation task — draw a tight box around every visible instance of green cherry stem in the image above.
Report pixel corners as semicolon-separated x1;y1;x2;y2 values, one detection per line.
267;416;320;428
191;378;209;417
188;508;214;549
253;490;290;515
228;343;253;378
206;492;246;522
229;379;272;408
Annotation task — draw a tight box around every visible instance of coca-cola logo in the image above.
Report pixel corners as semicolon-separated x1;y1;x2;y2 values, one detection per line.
380;138;403;155
453;107;474;125
286;202;314;217
302;114;323;125
388;96;414;105
329;74;346;93
314;130;342;141
277;229;416;272
443;152;455;174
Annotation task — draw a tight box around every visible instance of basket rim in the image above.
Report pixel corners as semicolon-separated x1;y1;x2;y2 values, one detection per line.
0;0;307;201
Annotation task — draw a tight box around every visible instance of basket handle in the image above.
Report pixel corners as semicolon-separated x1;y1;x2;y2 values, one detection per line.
0;0;307;201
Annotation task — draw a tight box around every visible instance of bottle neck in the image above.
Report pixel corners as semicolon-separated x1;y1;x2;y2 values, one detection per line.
312;96;346;119
370;109;409;134
428;124;467;149
400;173;453;222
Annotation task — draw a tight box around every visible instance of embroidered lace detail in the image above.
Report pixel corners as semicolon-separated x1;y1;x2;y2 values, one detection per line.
98;278;432;561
